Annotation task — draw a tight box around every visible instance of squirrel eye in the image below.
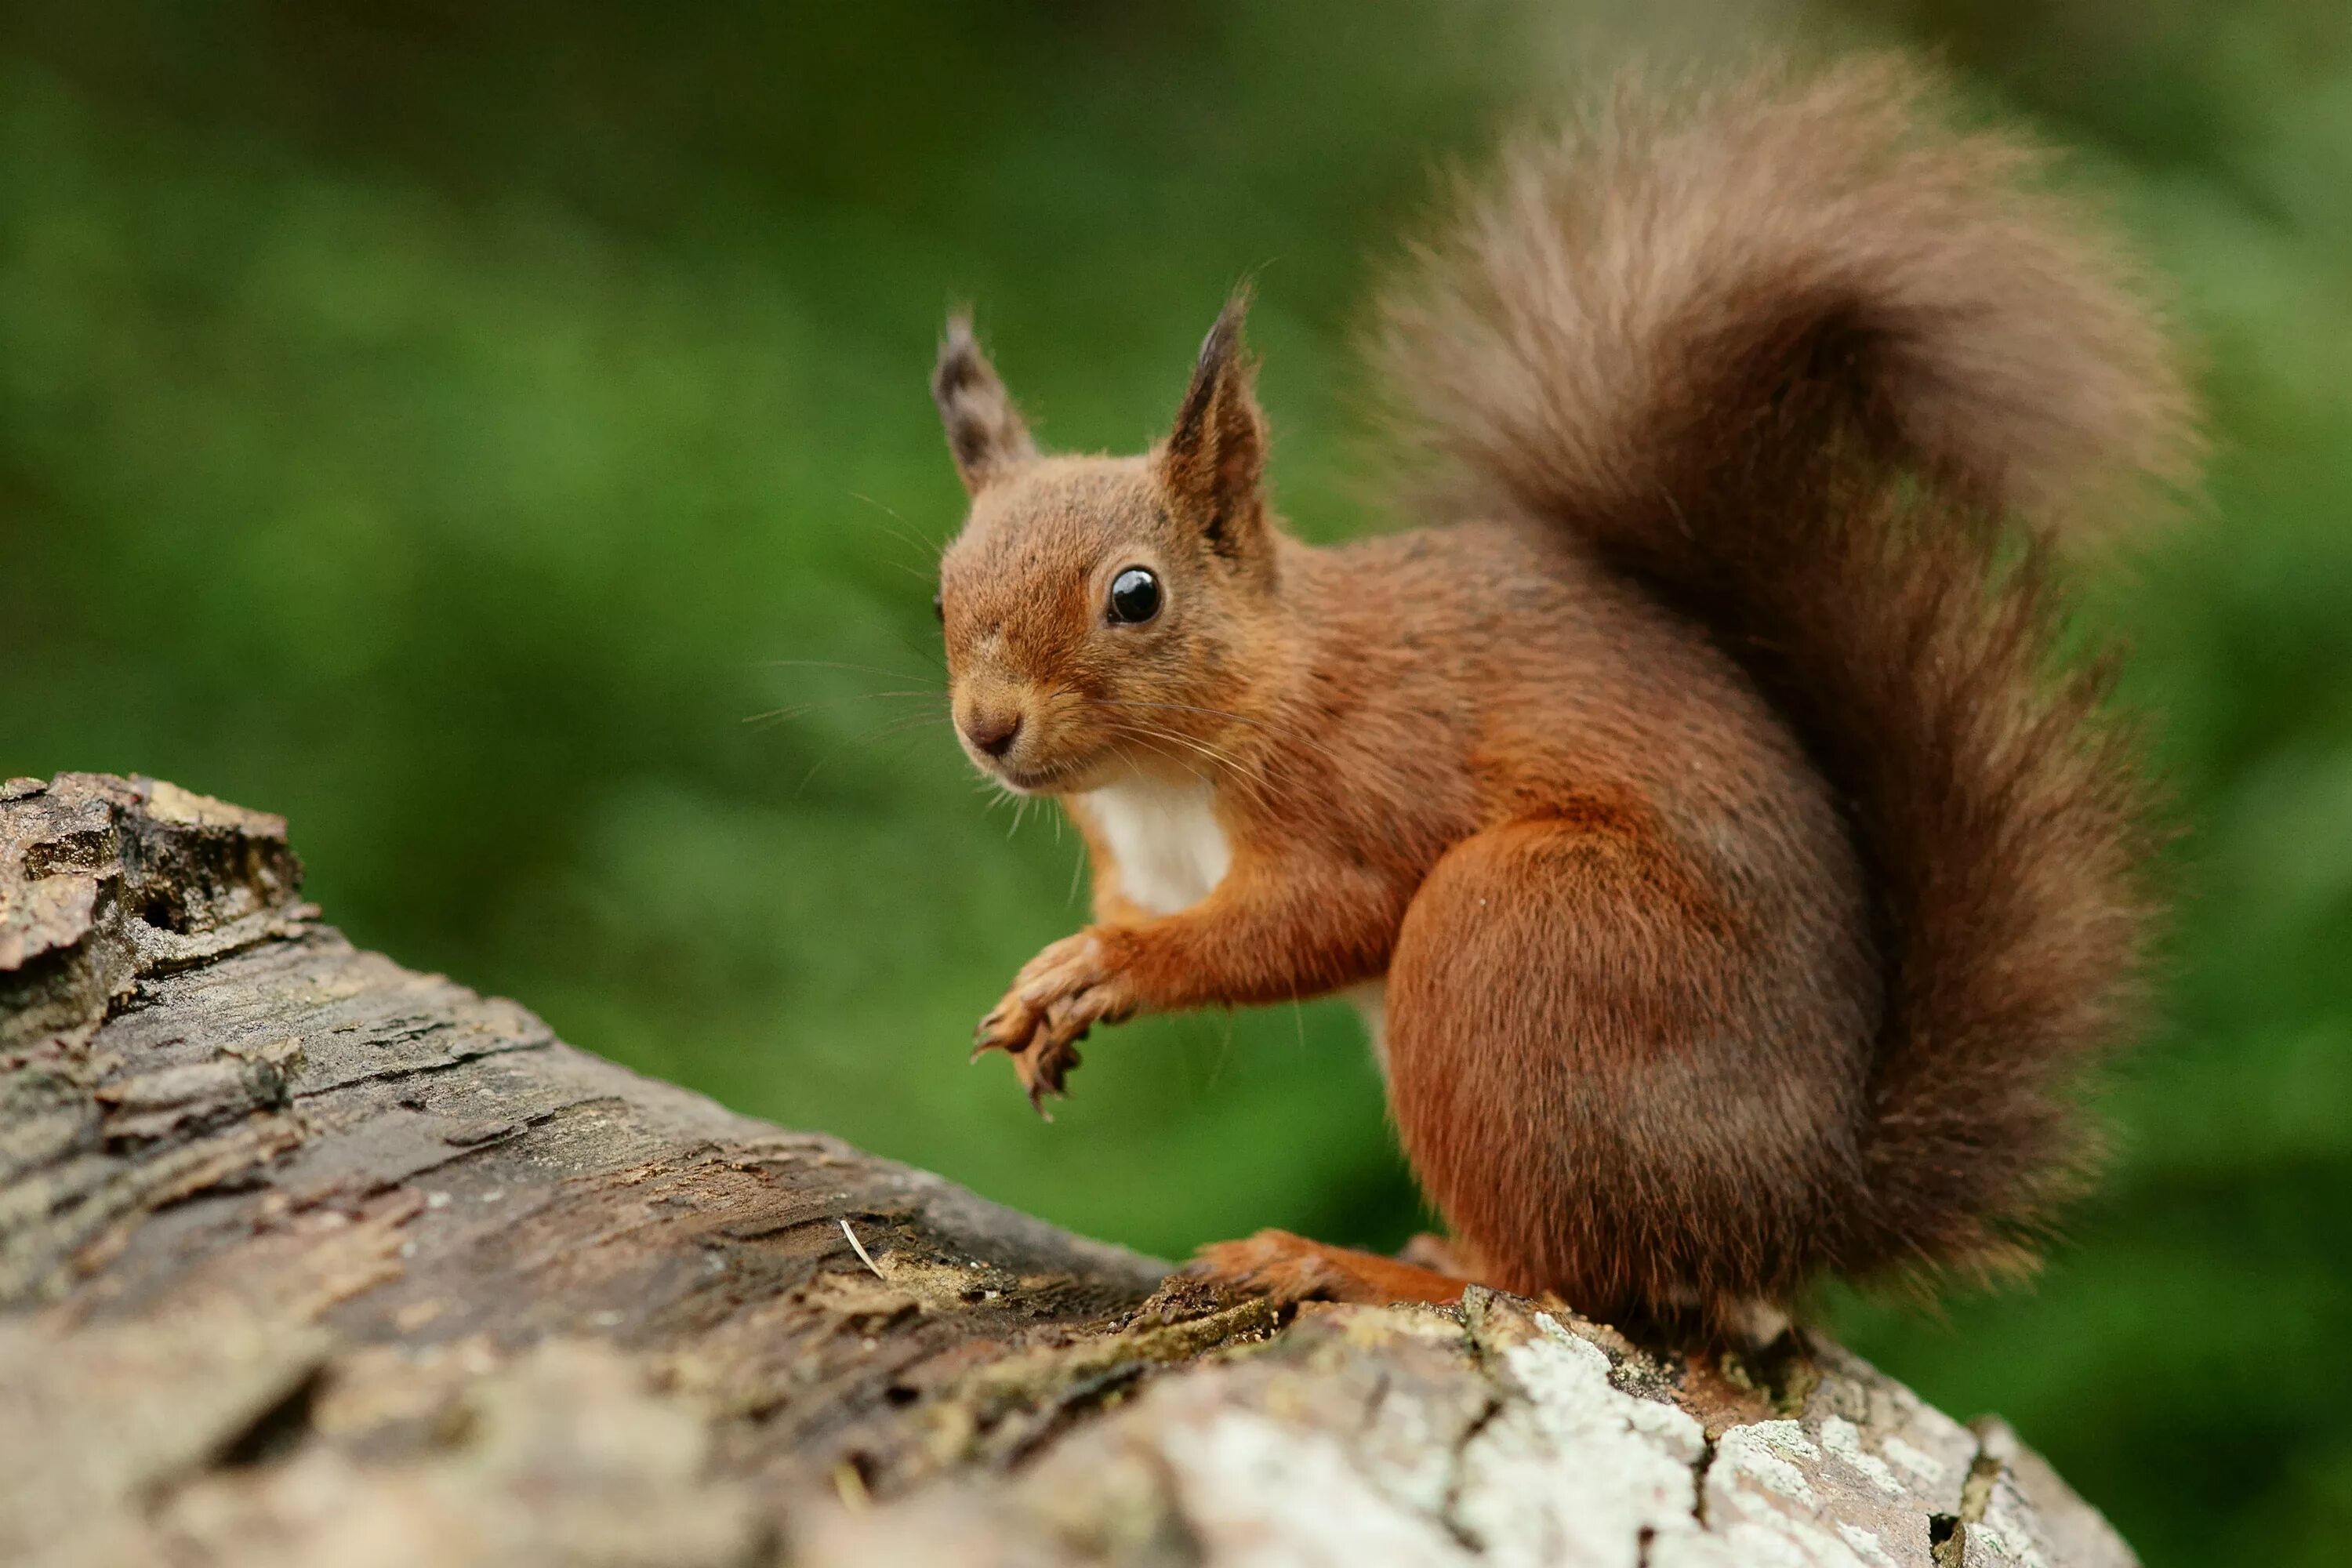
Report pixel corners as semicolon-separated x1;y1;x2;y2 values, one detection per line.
931;589;945;622
1106;567;1162;626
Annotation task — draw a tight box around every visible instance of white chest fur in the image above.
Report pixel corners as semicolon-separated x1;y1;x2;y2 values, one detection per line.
1080;773;1232;916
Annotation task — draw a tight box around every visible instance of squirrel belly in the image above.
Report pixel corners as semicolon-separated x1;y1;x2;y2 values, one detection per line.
932;54;2193;1334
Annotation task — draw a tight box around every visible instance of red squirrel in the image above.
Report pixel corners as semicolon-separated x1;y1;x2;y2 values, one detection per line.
925;57;2194;1339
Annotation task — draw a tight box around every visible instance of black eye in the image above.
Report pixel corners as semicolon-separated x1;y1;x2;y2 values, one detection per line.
1106;567;1161;625
932;589;945;622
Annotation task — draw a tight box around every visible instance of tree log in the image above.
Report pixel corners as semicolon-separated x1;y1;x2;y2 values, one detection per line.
0;772;2136;1568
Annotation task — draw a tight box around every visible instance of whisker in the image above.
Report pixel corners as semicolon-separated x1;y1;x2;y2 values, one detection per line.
880;625;951;677
861;724;949;782
793;713;951;794
751;657;945;686
1207;1007;1237;1092
846;491;946;563
1079;700;1342;811
1097;720;1217;782
743;690;944;729
1096;719;1283;819
1080;697;1348;766
1082;700;1345;780
1108;717;1261;789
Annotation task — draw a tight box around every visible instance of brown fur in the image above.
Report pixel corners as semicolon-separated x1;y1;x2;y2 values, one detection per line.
930;56;2192;1335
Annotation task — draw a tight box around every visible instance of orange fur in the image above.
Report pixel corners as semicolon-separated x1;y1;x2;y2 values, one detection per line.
929;56;2190;1335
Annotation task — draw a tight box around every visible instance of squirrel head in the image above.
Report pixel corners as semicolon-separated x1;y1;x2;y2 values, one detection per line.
930;296;1278;794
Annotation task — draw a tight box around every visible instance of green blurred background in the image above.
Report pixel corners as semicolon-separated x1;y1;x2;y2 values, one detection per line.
2;2;2347;1560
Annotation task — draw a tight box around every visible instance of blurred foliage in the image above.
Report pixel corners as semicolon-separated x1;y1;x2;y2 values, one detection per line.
2;3;2347;1562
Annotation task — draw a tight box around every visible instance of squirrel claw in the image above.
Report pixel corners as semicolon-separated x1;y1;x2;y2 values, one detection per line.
971;1002;1083;1118
973;930;1130;1112
1012;1035;1081;1116
972;1000;1035;1061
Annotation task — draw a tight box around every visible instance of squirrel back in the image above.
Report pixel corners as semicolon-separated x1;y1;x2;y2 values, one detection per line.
1371;56;2197;1283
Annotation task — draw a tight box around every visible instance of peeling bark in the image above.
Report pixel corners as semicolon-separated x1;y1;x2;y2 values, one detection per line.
0;774;2136;1568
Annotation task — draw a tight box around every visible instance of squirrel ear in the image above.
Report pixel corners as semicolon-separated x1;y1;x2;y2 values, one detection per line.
932;314;1037;495
1158;292;1268;561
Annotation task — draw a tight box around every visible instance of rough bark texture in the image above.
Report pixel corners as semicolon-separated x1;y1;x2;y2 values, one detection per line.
0;772;2137;1568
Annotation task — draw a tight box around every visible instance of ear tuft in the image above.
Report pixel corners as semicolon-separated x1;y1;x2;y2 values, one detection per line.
932;314;1036;495
1158;291;1269;561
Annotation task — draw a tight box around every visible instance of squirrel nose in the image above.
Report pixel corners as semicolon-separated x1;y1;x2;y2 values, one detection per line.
964;711;1023;759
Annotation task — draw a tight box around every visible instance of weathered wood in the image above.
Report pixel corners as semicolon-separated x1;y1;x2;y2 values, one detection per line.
0;772;2136;1567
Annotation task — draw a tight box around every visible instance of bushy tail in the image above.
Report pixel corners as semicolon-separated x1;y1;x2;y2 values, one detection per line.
1373;56;2196;1279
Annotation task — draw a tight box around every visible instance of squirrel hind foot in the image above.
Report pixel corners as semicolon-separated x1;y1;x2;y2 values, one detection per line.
1186;1229;1473;1308
1396;1230;1488;1279
1726;1296;1793;1348
1189;1233;1795;1353
1647;1283;1798;1353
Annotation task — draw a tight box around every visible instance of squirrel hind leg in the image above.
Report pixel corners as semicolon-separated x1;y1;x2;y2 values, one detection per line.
1187;1229;1475;1308
1383;815;1867;1326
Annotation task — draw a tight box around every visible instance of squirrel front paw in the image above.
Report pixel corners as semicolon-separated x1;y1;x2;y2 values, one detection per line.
974;930;1136;1117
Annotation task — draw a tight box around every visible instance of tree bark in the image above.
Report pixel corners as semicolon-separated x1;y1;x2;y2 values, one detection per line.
0;772;2136;1568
